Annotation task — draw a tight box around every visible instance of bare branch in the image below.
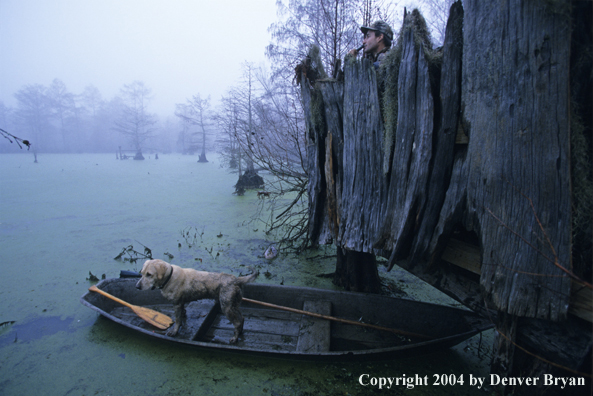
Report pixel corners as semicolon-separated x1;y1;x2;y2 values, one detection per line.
0;128;31;150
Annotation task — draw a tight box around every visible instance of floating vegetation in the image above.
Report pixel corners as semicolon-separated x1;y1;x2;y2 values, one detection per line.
114;242;153;263
0;320;16;335
87;272;99;282
180;226;204;247
86;271;105;282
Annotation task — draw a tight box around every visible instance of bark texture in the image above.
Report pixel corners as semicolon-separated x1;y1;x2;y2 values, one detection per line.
438;0;572;320
301;0;572;321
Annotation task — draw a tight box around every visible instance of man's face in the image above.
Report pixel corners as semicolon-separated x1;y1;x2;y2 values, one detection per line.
363;30;383;55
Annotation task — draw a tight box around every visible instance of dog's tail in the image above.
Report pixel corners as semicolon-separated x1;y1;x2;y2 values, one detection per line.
238;269;259;284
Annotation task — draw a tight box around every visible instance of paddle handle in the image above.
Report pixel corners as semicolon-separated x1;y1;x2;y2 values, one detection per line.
89;285;134;309
242;297;431;339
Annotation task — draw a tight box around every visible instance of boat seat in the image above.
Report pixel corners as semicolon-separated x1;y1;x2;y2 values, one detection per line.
185;300;219;341
296;300;331;353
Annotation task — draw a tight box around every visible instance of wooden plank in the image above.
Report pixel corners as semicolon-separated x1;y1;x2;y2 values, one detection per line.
192;301;220;341
441;238;481;275
332;324;410;349
178;300;216;340
296;300;331;353
209;312;301;337
202;327;297;352
241;306;303;322
202;309;300;350
439;238;592;323
569;284;593;323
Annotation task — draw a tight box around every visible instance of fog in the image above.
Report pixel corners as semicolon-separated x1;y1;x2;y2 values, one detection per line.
1;0;433;155
0;0;276;118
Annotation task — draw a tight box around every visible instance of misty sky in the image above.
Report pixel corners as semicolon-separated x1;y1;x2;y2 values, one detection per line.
0;0;277;117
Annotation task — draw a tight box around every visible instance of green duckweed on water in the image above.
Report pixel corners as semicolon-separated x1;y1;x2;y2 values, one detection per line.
0;153;494;395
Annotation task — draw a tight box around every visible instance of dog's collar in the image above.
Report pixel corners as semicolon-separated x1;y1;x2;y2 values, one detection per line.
159;266;173;289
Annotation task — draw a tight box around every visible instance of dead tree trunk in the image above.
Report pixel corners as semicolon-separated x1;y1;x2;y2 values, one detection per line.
300;47;383;293
448;0;572;320
299;0;591;387
334;247;381;293
338;56;387;253
301;1;574;308
300;53;332;246
375;9;438;264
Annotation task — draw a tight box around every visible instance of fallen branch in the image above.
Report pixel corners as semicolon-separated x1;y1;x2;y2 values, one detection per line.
1;128;31;150
114;244;153;263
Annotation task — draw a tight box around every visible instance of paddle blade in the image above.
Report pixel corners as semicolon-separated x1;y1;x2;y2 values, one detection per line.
88;284;173;330
132;306;174;330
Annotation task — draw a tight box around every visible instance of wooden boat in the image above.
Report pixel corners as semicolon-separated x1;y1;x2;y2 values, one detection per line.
80;278;493;360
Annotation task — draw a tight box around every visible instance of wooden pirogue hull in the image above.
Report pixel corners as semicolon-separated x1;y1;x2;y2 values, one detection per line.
80;278;493;360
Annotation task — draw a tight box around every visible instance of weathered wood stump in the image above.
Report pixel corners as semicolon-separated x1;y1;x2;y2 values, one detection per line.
334;248;381;293
299;0;591;392
235;168;264;190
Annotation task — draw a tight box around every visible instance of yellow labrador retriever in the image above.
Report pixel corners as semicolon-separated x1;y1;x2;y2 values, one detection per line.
135;259;258;344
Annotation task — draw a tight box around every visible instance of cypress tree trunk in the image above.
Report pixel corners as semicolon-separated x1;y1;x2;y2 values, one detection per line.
334;248;381;293
299;1;590;389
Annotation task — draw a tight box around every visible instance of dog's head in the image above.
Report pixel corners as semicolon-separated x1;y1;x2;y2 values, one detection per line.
135;259;170;291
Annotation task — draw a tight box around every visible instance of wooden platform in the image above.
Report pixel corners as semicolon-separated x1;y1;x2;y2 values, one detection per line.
441;238;592;323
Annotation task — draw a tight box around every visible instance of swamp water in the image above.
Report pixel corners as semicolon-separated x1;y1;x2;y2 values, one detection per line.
0;153;493;395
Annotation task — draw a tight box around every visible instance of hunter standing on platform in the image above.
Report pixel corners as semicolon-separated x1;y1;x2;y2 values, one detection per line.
349;20;393;69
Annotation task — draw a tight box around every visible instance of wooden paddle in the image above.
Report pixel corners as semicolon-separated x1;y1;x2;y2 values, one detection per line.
89;285;173;330
242;297;432;339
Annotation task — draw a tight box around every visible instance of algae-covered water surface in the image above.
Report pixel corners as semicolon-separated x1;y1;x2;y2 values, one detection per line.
0;153;494;395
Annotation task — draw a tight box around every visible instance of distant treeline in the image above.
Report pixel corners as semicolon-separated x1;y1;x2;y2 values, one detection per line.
0;79;188;155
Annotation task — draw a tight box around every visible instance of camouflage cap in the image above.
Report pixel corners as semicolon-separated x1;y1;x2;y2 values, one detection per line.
360;20;393;42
